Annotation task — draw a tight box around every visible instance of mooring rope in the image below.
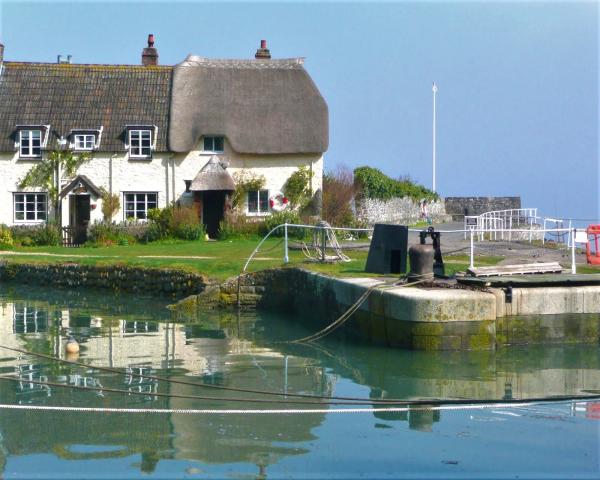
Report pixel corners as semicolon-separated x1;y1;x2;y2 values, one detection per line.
302;220;351;263
0;375;366;406
284;278;430;344
0;399;586;415
3;372;599;411
0;344;414;404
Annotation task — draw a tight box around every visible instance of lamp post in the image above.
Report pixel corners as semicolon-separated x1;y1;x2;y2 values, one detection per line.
432;82;438;193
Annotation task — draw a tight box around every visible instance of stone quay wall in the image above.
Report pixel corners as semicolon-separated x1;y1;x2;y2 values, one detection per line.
177;268;600;351
355;197;450;226
0;262;209;298
444;196;521;219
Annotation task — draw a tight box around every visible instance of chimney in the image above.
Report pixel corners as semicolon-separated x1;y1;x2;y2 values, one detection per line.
0;43;4;63
255;39;271;59
142;34;159;66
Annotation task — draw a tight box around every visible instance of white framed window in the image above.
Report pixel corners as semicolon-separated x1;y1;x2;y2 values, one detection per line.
247;189;269;214
73;134;96;151
19;130;42;158
124;192;158;220
202;136;224;153
13;193;47;222
129;130;152;158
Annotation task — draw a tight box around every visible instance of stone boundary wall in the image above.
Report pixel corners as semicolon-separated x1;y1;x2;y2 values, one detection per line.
355;197;450;226
444;197;521;219
0;262;209;298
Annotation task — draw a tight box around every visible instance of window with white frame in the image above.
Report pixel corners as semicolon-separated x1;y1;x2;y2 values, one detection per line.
124;192;157;220
13;193;47;222
73;134;96;151
19;130;42;158
202;136;224;153
247;189;269;214
129;130;152;158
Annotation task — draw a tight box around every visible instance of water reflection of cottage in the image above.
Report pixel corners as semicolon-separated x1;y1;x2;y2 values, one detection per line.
0;294;332;474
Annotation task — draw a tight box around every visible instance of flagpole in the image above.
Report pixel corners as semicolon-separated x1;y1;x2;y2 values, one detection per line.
432;82;437;192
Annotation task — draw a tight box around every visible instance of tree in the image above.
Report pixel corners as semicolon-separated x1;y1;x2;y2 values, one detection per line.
18;150;91;222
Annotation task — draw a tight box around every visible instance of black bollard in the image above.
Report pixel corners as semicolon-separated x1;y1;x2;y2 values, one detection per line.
408;243;434;282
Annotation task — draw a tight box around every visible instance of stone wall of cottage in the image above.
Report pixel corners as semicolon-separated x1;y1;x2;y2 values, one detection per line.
0;137;323;226
355;197;450;226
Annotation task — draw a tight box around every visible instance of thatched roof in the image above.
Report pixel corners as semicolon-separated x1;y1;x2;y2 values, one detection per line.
169;56;328;154
190;156;235;191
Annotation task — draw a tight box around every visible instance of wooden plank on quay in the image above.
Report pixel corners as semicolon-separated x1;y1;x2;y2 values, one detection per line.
467;262;563;278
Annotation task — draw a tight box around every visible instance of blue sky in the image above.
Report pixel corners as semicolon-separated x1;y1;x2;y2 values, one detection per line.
1;1;598;221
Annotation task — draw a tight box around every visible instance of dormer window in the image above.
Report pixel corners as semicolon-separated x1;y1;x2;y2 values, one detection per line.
125;125;157;159
74;134;95;151
19;130;42;158
69;127;103;151
203;136;224;153
15;125;50;159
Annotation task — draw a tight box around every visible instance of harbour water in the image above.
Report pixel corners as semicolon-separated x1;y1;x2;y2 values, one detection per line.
0;284;598;479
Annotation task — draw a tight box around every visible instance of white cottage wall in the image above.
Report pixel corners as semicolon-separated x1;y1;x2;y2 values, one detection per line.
0;141;324;226
174;139;323;214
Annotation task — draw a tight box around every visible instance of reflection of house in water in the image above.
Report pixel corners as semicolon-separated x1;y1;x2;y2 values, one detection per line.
0;298;332;474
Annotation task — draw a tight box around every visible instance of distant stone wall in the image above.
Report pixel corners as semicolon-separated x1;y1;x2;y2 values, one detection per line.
444;197;521;219
355;197;450;226
0;262;209;298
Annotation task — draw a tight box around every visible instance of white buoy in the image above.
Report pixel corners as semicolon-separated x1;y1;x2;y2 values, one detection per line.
65;337;80;354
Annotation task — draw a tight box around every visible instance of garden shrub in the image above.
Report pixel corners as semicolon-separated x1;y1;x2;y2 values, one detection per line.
11;223;60;246
0;224;14;248
218;213;263;240
144;205;204;242
31;222;61;246
354;166;438;202
261;210;306;239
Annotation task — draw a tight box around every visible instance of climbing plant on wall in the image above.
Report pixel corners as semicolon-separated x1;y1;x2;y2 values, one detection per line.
283;166;313;210
231;170;266;210
18;150;91;221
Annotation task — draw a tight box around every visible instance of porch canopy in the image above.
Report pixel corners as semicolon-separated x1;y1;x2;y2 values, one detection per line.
59;175;103;198
190;156;235;192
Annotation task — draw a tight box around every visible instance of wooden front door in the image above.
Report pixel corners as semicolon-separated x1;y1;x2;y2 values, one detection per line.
70;195;90;245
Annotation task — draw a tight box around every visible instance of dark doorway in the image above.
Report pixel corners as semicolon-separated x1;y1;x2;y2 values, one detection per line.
70;195;90;245
202;191;227;239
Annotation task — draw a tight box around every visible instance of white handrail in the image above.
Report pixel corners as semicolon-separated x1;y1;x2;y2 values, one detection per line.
243;223;578;278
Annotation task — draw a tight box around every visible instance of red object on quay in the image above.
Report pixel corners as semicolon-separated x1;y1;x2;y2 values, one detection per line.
586;225;600;265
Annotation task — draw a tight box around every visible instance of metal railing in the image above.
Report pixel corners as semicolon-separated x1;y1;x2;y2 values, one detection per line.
244;223;581;277
464;208;575;249
464;208;539;242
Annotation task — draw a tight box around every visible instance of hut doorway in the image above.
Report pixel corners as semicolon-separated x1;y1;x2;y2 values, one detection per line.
202;191;227;239
189;155;236;239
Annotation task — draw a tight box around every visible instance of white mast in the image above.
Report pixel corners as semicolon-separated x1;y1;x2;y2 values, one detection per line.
432;82;438;192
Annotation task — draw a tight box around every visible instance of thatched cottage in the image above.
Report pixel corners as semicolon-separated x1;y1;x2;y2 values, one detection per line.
0;36;328;240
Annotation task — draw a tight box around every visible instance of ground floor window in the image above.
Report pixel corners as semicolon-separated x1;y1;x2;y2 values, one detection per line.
247;189;269;214
124;192;158;220
13;193;47;222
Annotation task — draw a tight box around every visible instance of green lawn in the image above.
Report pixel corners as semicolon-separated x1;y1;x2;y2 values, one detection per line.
0;238;504;281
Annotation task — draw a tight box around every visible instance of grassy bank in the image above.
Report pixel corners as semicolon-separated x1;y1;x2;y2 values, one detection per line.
0;238;505;281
